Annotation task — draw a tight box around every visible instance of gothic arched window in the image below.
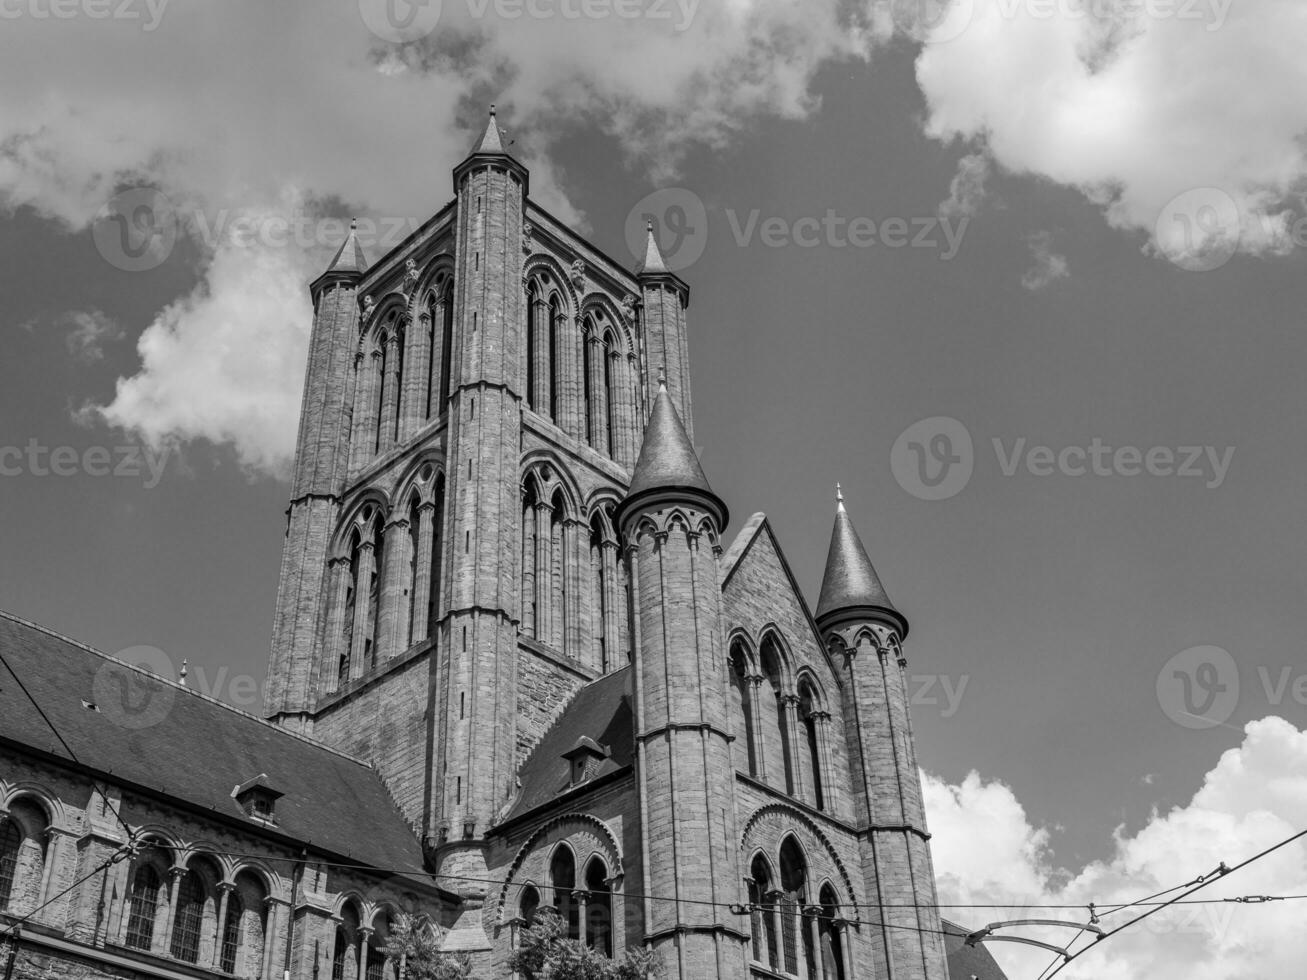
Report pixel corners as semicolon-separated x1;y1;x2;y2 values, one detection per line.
332;930;348;980
749;854;778;969
334;902;361;980
367;517;384;667
341;528;361;681
526;281;540;411
589;513;609;672
601;330;617;458
124;851;167;952
0;819;20;910
799;679;826;811
169;870;206;962
550;845;579;940
522;478;542;640
548;294;562;421
582;316;597;449
550;488;568;652
761;637;793;794
729;642;757;777
819;883;847;980
779;837;814;977
584;857;612;956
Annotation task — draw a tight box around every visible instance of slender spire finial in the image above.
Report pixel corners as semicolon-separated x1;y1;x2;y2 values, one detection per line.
489;103;496;117
657;363;666;388
350;217;357;230
836;483;845;512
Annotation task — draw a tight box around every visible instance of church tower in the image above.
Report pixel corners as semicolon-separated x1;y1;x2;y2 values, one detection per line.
816;491;950;980
617;384;748;980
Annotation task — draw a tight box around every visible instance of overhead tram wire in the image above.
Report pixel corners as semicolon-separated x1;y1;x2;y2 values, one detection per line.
1042;825;1307;980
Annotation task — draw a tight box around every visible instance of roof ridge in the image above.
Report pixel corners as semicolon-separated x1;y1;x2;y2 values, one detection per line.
0;609;375;769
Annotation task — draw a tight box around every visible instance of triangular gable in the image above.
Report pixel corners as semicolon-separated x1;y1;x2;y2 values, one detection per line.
719;515;842;686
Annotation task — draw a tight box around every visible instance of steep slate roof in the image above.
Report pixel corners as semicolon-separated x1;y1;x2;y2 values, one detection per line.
0;612;429;877
814;495;906;634
499;667;634;825
942;919;1011;980
624;386;717;508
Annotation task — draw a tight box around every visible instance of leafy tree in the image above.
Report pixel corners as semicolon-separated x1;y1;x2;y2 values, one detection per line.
380;914;473;980
508;908;660;980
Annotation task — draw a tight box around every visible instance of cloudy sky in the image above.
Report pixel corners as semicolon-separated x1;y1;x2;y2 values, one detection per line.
3;1;1307;976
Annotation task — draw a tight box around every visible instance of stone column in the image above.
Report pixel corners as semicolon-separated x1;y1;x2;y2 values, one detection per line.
749;676;768;782
813;710;836;814
357;926;374;980
380;515;411;658
350;351;381;473
211;883;234;970
782;694;807;801
162;867;185;956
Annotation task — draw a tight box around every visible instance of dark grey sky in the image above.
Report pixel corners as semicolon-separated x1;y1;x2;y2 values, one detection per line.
3;5;1306;974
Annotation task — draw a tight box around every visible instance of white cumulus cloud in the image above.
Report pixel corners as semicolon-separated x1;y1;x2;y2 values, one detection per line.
914;0;1307;262
926;716;1307;980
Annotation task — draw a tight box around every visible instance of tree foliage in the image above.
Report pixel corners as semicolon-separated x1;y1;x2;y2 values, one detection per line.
508;908;660;980
380;914;473;980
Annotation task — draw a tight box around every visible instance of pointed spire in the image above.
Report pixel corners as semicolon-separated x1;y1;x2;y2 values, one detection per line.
619;385;727;529
471;103;506;156
639;220;670;275
323;217;369;276
815;491;907;636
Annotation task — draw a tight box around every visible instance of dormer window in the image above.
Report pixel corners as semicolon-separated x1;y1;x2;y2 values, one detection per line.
231;774;284;825
561;736;609;788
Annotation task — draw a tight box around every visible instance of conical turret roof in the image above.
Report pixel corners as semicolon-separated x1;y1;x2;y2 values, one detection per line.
638;220;669;275
619;384;727;528
322;218;368;276
470;104;507;155
815;488;907;635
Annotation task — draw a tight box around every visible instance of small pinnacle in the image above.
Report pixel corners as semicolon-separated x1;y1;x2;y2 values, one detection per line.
836;483;845;512
646;219;654;233
657;363;667;388
179;660;188;687
349;217;357;230
489;103;496;117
